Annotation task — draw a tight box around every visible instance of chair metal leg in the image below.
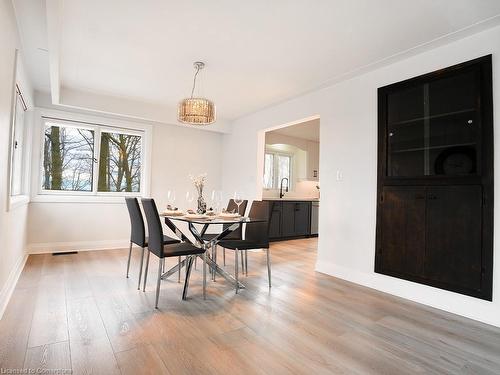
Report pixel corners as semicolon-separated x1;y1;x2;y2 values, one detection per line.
235;249;239;294
195;256;197;270
240;250;245;275
211;246;215;281
223;247;226;266
155;258;162;309
162;258;165;273
203;252;207;299
126;241;132;278
178;256;181;283
182;256;195;300
266;248;272;288
245;250;248;276
137;247;145;290
143;250;150;292
213;243;217;282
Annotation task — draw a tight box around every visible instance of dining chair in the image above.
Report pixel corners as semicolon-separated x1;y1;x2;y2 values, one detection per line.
125;197;180;290
217;200;271;294
141;198;207;308
202;199;248;270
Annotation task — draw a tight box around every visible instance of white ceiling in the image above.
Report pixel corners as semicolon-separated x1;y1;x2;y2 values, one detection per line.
12;0;50;92
13;0;500;126
271;119;320;142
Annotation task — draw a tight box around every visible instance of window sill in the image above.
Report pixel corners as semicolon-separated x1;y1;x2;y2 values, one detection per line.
31;194;141;204
9;195;30;210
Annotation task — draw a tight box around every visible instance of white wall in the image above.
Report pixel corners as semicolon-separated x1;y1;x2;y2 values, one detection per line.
222;25;500;327
0;0;34;317
27;110;223;252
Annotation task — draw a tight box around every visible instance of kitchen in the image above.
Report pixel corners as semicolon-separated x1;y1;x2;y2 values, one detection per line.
261;118;320;241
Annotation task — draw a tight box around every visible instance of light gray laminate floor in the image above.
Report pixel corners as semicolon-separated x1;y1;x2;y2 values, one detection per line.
1;238;499;374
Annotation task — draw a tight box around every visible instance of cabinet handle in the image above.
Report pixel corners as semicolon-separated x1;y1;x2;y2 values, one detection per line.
428;195;437;200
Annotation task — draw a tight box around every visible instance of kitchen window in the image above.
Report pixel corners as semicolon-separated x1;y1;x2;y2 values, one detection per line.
40;117;146;198
263;152;292;189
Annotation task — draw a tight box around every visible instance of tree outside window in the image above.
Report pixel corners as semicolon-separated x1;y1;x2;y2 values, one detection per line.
42;121;143;194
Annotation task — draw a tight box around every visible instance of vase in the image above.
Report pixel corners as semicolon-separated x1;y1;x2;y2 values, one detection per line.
197;194;207;214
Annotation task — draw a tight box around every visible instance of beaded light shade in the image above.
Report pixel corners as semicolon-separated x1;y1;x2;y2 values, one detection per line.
178;97;216;125
178;62;216;125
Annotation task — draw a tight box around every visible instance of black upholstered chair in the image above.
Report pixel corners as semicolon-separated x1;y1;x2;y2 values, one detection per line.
202;199;248;267
141;198;206;308
220;200;271;294
125;197;180;290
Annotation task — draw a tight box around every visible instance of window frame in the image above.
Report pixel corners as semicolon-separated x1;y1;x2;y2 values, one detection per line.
10;85;27;196
32;109;152;203
7;50;32;211
263;150;293;190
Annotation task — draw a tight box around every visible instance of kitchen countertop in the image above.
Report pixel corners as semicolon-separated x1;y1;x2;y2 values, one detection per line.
263;198;319;202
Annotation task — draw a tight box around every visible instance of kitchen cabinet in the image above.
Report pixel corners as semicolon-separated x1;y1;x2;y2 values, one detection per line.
281;202;296;237
306;142;320;181
375;55;493;300
267;200;313;240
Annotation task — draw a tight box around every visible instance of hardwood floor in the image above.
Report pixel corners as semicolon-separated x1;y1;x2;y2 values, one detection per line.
1;238;500;374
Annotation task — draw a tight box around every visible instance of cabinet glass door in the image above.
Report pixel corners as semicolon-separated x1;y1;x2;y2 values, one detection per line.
428;69;479;176
386;68;480;177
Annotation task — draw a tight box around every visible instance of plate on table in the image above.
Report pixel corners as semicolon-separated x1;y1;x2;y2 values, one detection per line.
185;213;207;219
162;210;184;217
218;212;241;219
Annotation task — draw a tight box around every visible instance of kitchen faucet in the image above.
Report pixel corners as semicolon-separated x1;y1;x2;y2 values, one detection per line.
279;177;289;199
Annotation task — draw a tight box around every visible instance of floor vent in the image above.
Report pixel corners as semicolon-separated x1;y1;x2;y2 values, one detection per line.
52;251;79;256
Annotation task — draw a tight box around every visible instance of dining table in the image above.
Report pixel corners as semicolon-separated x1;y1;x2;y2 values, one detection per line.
160;213;265;297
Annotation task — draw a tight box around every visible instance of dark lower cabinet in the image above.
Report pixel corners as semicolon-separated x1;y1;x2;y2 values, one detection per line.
268;201;312;240
378;187;426;278
269;202;282;240
282;202;296;237
294;202;311;236
425;186;483;291
376;185;487;298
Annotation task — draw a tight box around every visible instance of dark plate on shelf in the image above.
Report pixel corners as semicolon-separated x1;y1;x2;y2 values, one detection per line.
434;146;476;175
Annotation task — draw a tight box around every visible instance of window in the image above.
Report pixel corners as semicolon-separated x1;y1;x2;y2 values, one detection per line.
263;152;291;189
42;124;94;191
41;118;144;195
263;153;274;189
98;131;142;192
10;85;27;196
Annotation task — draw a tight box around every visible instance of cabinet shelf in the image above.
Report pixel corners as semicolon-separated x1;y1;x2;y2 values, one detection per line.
391;142;475;154
388;108;476;128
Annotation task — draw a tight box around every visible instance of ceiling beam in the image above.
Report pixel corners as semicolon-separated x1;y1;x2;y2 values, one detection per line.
45;0;61;104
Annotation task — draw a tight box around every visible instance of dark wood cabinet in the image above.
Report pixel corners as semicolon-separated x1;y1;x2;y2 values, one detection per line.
376;55;493;300
282;202;296;237
269;202;282;239
424;186;483;291
378;187;426;278
267;200;312;241
294;202;311;236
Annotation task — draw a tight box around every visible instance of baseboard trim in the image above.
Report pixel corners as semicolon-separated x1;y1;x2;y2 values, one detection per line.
0;254;28;320
28;239;130;254
315;260;500;328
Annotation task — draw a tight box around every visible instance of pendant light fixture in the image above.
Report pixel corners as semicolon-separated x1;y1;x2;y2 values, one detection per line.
178;62;216;125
